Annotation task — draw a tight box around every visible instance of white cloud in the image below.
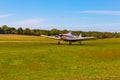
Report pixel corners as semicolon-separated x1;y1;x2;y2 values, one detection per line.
0;14;13;18
29;23;120;32
74;23;120;32
9;18;43;28
1;17;120;32
80;10;120;15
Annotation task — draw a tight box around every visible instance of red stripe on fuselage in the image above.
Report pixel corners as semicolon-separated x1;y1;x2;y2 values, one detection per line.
59;34;74;38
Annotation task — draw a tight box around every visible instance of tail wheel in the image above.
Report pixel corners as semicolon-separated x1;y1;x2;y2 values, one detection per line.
58;41;60;45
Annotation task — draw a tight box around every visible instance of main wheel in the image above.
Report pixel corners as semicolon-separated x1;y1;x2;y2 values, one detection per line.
58;41;60;45
69;42;72;45
80;41;82;45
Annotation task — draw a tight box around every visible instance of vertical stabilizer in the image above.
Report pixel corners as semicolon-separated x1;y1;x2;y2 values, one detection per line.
68;32;74;36
79;33;82;38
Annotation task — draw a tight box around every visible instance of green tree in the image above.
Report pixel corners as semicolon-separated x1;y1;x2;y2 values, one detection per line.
0;27;4;34
8;27;16;34
23;28;31;35
50;29;60;35
17;27;23;34
2;25;9;34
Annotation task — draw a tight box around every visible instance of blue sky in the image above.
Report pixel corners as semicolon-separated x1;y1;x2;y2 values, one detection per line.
0;0;120;32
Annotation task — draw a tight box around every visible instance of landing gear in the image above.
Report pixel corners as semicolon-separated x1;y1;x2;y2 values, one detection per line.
58;41;60;45
68;41;72;45
80;41;82;45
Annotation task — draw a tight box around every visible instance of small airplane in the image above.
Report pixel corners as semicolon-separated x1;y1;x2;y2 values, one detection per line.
40;32;95;45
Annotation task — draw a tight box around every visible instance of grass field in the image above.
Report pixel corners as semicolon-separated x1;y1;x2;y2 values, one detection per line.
0;35;120;80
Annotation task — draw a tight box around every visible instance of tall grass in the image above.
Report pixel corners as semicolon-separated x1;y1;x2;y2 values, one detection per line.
0;35;120;80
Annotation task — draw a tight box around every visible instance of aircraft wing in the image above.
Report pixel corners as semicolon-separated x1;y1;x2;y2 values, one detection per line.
77;37;96;41
40;35;61;40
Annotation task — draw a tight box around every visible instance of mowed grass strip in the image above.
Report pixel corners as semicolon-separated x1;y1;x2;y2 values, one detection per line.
0;35;120;80
0;34;53;41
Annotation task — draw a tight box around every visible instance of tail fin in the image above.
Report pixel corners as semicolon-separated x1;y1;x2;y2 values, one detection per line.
79;33;82;38
68;32;74;36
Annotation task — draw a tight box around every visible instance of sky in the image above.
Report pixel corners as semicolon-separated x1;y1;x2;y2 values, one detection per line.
0;0;120;32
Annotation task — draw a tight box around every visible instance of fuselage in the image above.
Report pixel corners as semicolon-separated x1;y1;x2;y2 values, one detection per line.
59;34;80;42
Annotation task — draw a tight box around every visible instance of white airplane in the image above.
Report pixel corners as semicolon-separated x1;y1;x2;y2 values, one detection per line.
40;32;95;45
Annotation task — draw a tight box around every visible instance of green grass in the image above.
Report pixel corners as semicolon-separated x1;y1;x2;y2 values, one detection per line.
0;35;120;80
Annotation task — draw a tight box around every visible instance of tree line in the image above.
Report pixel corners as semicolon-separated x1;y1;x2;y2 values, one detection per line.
0;25;120;38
